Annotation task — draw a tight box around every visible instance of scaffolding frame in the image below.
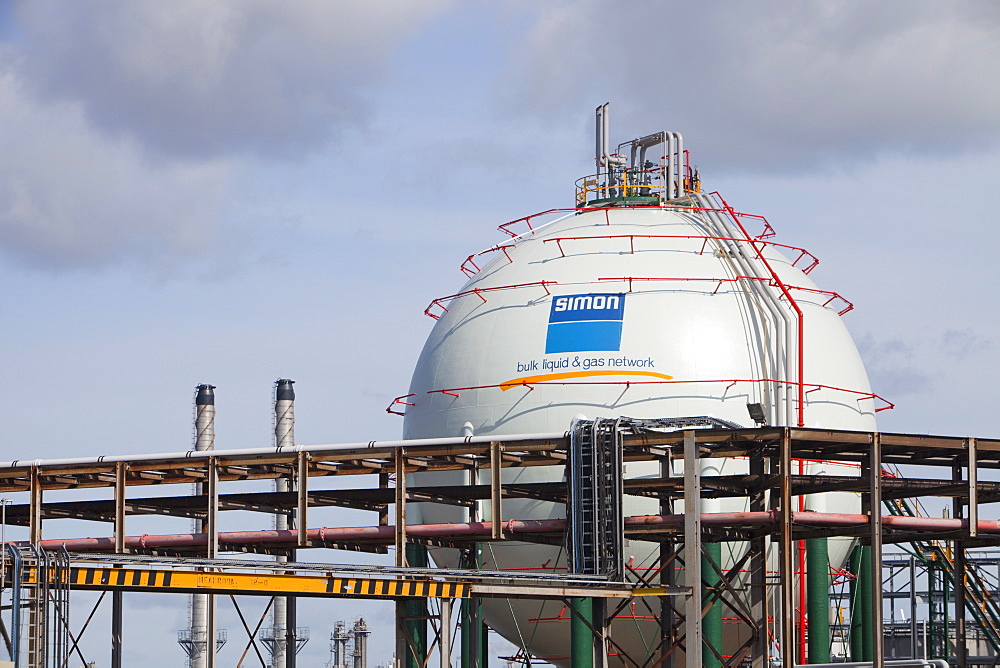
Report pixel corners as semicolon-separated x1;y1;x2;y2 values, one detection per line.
0;426;997;667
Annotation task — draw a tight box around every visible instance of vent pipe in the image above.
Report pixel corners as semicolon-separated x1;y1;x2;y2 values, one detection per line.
194;384;216;452
185;384;216;668
272;379;296;667
275;379;295;449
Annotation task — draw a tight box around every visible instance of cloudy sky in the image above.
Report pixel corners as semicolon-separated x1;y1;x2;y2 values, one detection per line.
2;1;999;665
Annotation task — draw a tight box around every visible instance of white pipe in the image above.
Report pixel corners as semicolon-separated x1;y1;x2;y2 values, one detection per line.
701;192;793;424
674;132;684;197
0;432;569;470
602;103;610;166
694;194;789;425
665;132;673;200
703;194;797;425
594;107;604;168
800;662;948;668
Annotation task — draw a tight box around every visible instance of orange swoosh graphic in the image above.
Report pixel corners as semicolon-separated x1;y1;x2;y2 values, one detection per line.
500;370;674;391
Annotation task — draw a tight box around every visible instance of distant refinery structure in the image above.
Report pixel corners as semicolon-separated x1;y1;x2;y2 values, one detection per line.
326;619;371;668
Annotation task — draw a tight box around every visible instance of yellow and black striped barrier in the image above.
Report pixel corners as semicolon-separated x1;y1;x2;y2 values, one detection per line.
18;565;470;599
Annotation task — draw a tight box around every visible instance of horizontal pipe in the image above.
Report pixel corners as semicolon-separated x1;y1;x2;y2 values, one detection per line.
25;512;1000;553
0;431;568;470
803;661;949;668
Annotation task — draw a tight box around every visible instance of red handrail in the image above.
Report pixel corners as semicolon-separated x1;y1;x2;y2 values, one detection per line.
494;205;777;241
423;281;555;320
460;244;515;277
424;275;851;320
411;377;892;413
541;234;819;273
385;393;417;416
596;276;851;312
713;192;807;426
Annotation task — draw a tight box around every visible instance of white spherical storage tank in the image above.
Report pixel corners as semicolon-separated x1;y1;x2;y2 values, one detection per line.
399;113;884;665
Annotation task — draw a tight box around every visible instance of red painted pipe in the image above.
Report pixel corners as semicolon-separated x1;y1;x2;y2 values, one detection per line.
28;511;1000;553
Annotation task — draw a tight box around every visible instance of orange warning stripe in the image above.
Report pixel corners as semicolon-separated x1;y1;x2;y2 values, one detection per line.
500;370;673;391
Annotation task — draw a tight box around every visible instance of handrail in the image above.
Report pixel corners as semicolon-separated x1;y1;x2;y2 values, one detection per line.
596;276;852;313
402;377;893;414
460;244;515;277
385;394;417;416
541;234;819;273
423;276;851;320
493;205;776;243
423;281;555;320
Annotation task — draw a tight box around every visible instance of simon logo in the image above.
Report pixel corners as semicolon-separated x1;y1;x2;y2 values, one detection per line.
545;292;626;354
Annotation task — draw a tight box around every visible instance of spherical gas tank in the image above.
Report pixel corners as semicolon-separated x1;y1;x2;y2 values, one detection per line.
402;201;876;664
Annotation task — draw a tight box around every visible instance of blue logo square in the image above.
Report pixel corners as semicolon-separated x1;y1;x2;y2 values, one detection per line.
545;293;625;354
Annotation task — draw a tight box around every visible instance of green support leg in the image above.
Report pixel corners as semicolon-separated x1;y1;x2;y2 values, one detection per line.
860;545;874;662
405;544;428;668
849;545;864;662
806;537;831;663
461;546;480;668
570;597;594;668
481;620;489;668
702;543;723;668
460;597;478;668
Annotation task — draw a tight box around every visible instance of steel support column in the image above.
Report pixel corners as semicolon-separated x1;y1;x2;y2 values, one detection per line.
748;448;768;668
489;442;502;540
909;556;918;660
683;431;702;668
28;468;41;545
404;544;427;668
205;458;219;668
869;433;884;668
395;449;407;567
440;598;452;668
779;428;795;668
660;452;677;668
112;461;126;668
112;591;122;668
461;460;481;668
954;544;967;668
297;452;309;548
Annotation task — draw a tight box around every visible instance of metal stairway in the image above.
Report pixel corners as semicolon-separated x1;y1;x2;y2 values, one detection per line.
5;544;72;668
884;496;1000;658
567;418;624;578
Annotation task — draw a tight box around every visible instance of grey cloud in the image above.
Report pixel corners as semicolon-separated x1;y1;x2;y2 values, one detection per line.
855;333;933;397
12;1;452;160
0;72;233;271
0;0;453;270
941;328;996;359
502;0;1000;173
